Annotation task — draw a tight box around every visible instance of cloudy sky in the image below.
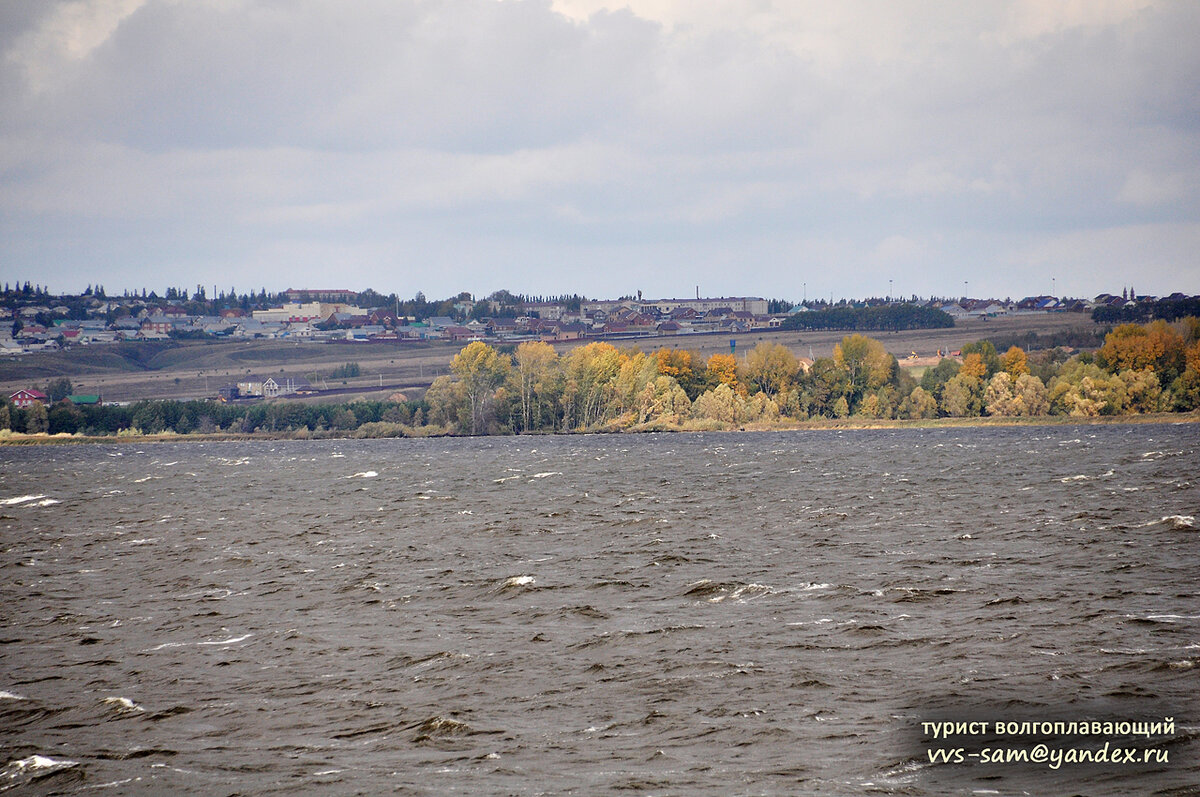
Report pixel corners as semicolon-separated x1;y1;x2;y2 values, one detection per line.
2;0;1198;302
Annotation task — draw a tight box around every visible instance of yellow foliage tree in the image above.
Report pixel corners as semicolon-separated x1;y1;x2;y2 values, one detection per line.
560;342;621;430
1000;346;1029;378
513;341;558;432
654;349;698;396
833;334;894;399
1099;321;1185;379
705;353;741;393
960;352;987;380
450;341;511;435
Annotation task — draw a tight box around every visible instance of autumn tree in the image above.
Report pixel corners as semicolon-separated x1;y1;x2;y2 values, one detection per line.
636;376;691;425
704;353;741;393
560;342;621;430
610;350;657;421
450;341;511;435
512;341;558;432
691;383;743;424
654;349;701;398
742;342;799;398
960;352;988;380
1047;362;1128;416
1000;346;1029;379
833;334;895;409
1119;369;1163;413
1097;321;1186;382
423;375;461;428
961;341;1001;378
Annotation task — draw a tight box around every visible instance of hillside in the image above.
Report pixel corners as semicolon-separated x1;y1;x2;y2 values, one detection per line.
0;313;1099;403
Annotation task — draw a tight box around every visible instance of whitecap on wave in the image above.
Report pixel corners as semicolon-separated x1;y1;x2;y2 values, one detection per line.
102;696;144;713
1;494;53;506
2;755;79;777
346;471;378;479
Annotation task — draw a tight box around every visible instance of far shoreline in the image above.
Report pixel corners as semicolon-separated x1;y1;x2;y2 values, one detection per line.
2;411;1196;446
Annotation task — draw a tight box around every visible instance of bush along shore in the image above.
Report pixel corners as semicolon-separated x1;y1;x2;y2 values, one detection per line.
5;318;1200;441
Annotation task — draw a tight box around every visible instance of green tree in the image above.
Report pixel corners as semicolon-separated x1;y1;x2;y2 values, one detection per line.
47;402;84;434
833;334;895;408
941;374;982;417
898;386;938;419
45;378;74;402
25;401;49;433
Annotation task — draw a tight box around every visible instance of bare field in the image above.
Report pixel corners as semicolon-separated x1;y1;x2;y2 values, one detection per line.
0;313;1099;403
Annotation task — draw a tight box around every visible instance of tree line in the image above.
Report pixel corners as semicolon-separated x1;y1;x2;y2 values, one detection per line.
1092;296;1200;325
780;304;955;332
422;316;1200;434
4;317;1198;438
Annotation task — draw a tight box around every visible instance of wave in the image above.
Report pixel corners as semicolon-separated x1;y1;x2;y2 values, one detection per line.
499;575;535;591
681;579;774;602
0;494;47;506
102;696;144;713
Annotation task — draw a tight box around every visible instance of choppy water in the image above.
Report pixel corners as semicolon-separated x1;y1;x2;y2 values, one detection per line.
2;425;1198;795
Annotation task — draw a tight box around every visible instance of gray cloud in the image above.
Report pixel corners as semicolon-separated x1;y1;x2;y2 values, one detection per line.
2;0;1198;300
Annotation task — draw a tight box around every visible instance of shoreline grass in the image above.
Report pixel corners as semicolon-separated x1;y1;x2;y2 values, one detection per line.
1;411;1196;445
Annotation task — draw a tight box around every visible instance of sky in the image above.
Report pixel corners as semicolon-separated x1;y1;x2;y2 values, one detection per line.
1;0;1198;302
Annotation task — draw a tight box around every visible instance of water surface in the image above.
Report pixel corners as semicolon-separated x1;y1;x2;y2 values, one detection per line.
2;425;1197;794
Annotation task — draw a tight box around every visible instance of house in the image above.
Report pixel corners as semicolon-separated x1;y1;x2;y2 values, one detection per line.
10;389;48;408
236;375;314;398
65;395;101;406
487;318;520;336
284;288;357;303
141;315;183;335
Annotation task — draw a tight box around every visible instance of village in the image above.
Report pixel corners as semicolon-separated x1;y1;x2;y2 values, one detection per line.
0;283;1160;357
